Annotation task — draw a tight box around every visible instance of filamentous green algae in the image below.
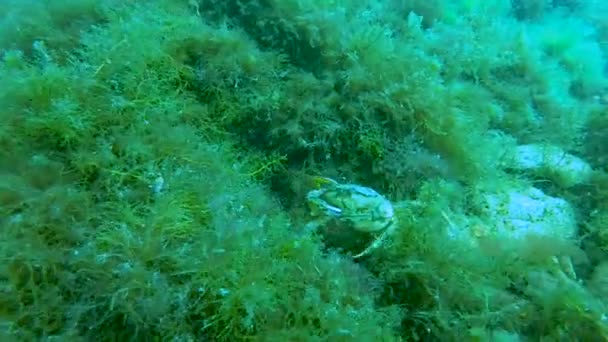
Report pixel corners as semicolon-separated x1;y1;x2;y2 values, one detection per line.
0;0;607;340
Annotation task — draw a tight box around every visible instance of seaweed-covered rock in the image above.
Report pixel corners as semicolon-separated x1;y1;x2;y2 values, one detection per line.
508;143;593;187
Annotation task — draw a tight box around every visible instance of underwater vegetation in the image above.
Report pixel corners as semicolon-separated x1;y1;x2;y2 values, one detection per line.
0;0;607;340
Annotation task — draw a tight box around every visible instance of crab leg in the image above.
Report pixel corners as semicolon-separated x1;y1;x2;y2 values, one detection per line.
352;221;396;259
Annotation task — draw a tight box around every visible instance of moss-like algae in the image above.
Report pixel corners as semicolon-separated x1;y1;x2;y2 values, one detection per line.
1;0;607;340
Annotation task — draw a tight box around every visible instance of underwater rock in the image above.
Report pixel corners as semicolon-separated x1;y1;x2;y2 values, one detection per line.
444;185;577;248
508;143;593;188
443;185;579;279
478;186;577;240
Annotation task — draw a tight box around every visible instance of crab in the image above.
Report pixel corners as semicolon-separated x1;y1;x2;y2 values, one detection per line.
304;176;397;258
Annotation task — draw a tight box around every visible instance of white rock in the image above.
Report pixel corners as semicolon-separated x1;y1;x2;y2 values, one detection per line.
479;186;576;240
510;144;592;188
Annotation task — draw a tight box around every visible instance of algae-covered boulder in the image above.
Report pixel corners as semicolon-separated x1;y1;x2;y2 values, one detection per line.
508;143;593;187
478;186;577;240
